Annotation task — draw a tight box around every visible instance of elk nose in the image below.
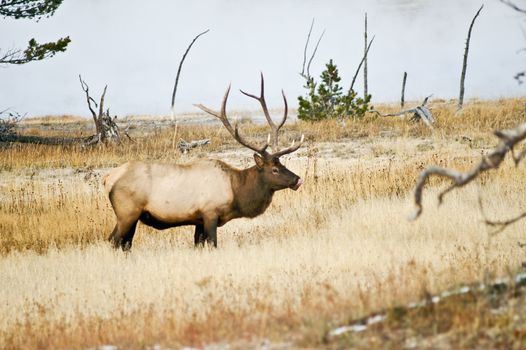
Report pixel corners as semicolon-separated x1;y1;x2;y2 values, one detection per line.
291;178;303;191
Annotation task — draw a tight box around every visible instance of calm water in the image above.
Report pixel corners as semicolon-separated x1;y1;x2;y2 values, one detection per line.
1;0;524;116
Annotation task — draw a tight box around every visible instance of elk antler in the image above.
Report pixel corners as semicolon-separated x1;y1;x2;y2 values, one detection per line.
195;85;270;155
240;73;303;156
271;134;305;158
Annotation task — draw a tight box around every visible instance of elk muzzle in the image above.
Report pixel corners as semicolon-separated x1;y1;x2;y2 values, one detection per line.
291;178;303;191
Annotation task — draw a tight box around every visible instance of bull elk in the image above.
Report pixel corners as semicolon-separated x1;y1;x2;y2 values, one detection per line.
103;75;304;250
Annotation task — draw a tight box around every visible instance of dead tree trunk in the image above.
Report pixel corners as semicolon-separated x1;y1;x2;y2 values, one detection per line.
458;5;483;110
401;71;407;108
79;75;125;145
376;94;434;129
170;29;209;121
363;12;369;97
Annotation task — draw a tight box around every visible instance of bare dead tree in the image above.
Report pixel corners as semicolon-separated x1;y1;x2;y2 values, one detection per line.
410;123;526;232
0;107;87;144
500;0;526;13
301;18;315;79
0;108;23;137
500;1;526;83
0;47;25;65
375;94;434;129
170;29;210;120
300;18;325;80
401;71;407;108
177;138;210;154
350;36;375;92
458;5;484;110
364;12;369;97
79;75;125;145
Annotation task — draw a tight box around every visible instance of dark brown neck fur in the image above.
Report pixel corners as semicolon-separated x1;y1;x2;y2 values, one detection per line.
230;166;274;218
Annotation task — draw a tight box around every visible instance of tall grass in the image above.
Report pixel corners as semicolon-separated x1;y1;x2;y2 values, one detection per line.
2;98;524;170
1;98;525;348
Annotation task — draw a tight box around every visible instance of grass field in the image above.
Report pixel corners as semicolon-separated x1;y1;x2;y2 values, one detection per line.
1;99;526;349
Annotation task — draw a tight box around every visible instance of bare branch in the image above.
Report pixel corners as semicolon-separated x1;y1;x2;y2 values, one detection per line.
301;18;315;78
500;0;526;13
376;94;434;128
410;122;526;220
514;71;526;84
79;74;98;122
458;5;483;110
0;47;23;65
478;195;526;234
306;30;325;79
299;24;325;81
171;29;210;118
350;36;375;92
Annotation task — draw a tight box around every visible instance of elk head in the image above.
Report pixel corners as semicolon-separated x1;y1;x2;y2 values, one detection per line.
195;73;304;191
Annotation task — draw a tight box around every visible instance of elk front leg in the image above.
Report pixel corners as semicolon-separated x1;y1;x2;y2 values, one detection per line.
203;217;218;248
194;224;207;247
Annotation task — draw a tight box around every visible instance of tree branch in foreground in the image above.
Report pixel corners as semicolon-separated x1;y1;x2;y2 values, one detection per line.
410;122;526;223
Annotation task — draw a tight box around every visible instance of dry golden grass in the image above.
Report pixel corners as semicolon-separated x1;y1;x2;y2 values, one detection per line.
1;98;526;349
21;114;85;124
3;98;524;170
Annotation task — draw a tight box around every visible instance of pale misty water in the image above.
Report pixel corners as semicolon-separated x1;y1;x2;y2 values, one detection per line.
0;0;524;116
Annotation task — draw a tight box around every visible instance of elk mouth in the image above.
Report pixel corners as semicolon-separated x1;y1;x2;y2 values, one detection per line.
291;178;303;191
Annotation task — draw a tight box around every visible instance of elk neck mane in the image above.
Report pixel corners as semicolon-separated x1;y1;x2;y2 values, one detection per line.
222;160;274;218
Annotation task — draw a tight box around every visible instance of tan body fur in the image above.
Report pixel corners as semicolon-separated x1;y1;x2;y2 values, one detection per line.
105;160;234;225
105;75;303;250
103;157;291;250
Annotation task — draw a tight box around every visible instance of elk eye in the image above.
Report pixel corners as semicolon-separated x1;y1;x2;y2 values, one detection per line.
272;167;279;174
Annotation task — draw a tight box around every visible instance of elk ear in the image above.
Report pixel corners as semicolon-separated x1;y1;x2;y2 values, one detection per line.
253;153;265;169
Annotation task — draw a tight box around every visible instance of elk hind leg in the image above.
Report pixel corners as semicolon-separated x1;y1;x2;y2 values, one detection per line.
204;217;218;248
108;224;118;243
194;224;207;247
108;189;142;251
110;216;140;251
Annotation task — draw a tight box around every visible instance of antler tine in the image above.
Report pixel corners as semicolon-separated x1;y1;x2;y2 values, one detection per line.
271;134;304;158
195;85;234;133
194;85;269;155
277;89;288;130
234;124;269;154
240;73;281;150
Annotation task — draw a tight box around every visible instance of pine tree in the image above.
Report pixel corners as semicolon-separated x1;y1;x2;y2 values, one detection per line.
298;59;372;121
0;0;70;65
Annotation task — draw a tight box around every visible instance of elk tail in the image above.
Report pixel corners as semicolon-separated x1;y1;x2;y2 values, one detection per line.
102;173;110;187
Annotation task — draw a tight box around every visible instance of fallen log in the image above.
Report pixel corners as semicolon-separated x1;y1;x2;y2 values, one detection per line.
177;138;210;153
